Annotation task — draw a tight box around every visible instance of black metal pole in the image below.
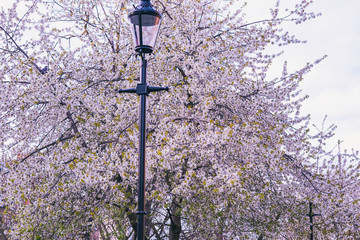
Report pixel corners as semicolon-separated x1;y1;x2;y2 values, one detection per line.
308;201;321;240
137;53;147;240
309;202;313;240
117;53;168;240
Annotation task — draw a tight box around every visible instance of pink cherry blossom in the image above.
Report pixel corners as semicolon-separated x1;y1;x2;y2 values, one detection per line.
0;0;358;239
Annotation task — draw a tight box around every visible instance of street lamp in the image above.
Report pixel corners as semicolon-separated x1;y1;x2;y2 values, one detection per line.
308;201;321;240
118;1;167;239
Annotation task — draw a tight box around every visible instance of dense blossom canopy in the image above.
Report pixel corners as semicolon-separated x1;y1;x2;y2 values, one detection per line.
0;0;359;239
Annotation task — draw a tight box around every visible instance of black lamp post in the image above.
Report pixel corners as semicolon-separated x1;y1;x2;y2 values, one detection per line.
308;202;321;240
118;1;167;239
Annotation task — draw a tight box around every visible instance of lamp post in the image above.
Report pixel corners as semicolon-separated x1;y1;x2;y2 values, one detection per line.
118;1;167;239
308;201;321;240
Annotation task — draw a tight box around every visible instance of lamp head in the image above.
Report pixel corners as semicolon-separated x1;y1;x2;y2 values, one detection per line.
128;0;162;54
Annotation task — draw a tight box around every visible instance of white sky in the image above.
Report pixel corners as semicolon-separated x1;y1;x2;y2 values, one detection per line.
1;0;359;151
245;0;360;151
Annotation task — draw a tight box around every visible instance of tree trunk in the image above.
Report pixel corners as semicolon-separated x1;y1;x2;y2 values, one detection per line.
125;208;137;240
169;200;182;240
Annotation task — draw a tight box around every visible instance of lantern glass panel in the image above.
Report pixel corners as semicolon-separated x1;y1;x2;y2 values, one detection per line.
129;14;161;49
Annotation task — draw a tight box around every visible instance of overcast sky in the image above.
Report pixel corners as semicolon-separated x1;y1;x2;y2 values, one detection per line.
1;0;359;151
245;0;360;151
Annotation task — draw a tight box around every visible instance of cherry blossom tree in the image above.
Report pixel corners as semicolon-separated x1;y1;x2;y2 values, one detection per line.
0;0;359;239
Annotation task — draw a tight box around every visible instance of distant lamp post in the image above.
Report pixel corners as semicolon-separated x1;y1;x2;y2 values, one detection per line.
118;1;167;239
308;201;321;240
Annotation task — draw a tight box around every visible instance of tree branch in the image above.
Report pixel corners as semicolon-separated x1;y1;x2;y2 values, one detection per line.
0;26;48;74
18;134;74;164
